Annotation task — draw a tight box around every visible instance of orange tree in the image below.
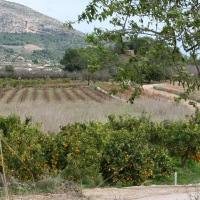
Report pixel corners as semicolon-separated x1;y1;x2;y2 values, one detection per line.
149;114;200;167
53;115;174;186
1;113;199;185
43;131;71;172
0;115;47;180
52;114;180;186
101;115;174;186
166;122;200;167
56;121;109;184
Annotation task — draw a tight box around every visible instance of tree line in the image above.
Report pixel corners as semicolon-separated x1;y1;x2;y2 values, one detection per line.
60;36;196;87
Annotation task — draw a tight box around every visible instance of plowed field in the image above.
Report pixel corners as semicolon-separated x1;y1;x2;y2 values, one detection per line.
0;86;112;104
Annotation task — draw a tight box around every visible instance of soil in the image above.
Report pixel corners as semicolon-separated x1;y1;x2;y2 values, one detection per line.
12;185;200;200
142;83;200;110
100;83;178;101
100;82;199;110
82;185;200;200
13;193;83;200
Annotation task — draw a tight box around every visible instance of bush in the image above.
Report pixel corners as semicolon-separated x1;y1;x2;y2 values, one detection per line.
59;122;108;184
101;116;174;186
0;115;47;180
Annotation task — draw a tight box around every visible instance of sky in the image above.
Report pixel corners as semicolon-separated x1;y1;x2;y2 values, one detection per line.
7;0;104;33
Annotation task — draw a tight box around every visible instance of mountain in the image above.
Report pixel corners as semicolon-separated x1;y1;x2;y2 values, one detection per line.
0;0;86;66
0;0;83;35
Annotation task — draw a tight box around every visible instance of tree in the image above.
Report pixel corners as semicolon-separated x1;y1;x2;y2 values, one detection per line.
60;45;119;83
32;59;39;64
60;48;87;71
69;0;200;99
77;0;199;55
4;65;15;76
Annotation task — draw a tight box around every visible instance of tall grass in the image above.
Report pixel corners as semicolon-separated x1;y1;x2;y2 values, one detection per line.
0;97;193;132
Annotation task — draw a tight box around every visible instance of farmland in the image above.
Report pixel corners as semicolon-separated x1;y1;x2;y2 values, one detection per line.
0;80;199;200
0;82;194;132
0;86;111;104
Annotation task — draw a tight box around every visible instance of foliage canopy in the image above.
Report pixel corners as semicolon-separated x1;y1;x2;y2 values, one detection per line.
71;0;200;100
60;48;87;71
77;0;199;56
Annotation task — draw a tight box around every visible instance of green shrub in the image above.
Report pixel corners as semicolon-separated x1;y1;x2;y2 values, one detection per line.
0;115;47;180
0;78;70;88
101;124;173;186
59;122;108;184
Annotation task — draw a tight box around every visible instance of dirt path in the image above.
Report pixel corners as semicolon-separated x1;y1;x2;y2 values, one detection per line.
12;184;200;200
142;83;199;110
99;82;199;110
143;84;178;99
13;193;83;200
82;185;200;200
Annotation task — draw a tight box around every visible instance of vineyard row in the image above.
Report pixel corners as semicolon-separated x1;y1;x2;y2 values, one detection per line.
0;87;112;103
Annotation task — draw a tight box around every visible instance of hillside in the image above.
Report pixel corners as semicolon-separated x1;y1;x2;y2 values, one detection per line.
0;0;84;35
0;0;86;66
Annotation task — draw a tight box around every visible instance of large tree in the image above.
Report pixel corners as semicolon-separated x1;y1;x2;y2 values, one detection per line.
60;48;87;71
67;0;200;100
76;0;199;55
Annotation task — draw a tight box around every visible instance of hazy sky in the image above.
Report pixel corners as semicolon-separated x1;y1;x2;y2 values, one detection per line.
7;0;104;33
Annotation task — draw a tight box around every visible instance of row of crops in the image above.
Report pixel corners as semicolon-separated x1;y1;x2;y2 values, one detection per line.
0;87;112;103
0;113;200;185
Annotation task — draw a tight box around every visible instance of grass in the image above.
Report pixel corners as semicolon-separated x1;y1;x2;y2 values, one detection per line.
0;97;193;132
153;82;200;102
151;161;200;185
175;162;200;185
0;176;83;199
35;176;67;194
89;81;112;87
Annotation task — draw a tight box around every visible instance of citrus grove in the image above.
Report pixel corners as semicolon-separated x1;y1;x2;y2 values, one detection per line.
0;111;199;186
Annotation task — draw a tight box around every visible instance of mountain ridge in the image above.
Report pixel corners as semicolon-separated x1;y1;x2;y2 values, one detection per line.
0;0;86;65
0;0;84;36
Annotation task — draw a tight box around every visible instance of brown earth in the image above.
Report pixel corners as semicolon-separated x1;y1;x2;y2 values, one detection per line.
82;185;200;200
100;82;200;110
100;83;177;101
12;185;200;200
13;193;83;200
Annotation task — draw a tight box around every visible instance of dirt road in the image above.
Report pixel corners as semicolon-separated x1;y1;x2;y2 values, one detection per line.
142;83;199;110
12;185;200;200
83;185;200;200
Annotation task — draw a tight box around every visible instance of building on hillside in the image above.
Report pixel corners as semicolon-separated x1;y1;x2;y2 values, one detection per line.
125;50;135;56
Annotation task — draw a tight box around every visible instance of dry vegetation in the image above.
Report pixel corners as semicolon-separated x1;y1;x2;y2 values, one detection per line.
0;82;195;132
0;97;193;132
153;82;200;102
